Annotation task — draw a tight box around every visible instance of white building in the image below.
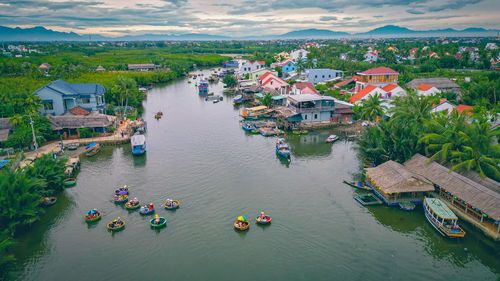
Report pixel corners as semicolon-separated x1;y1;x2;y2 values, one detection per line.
290;49;309;61
238;60;265;76
431;99;456;114
416;84;441;96
364;51;378;63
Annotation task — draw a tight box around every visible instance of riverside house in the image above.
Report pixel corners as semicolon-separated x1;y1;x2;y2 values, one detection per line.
354;67;399;93
304;69;343;84
35;80;106;116
127;64;159;71
287;94;335;124
239;60;265;76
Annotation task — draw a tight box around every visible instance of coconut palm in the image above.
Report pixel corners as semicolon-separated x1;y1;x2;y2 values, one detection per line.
359;94;386;122
356;125;389;165
112;76;137;118
419;111;468;163
258;93;273;107
450;117;500;180
0;235;15;273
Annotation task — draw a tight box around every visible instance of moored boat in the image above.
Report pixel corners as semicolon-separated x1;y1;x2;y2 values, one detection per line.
354;193;383;206
85;142;101;157
241;122;255;132
423;198;465;238
66;143;79;150
275;138;291;159
326;135;339;143
150;215;167;228
234;216;250;231
342;180;372;191
63;178;77;187
164;199;180;210
41;196;57;206
399;201;416;211
115;185;129;195
84;209;101;223
131;134;147;156
107;218;125;232
233;94;243;105
198;79;209;95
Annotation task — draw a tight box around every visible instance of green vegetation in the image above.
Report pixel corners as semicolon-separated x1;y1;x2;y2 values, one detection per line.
0;155;67;273
258;93;273;107
222;75;237;88
356;93;499;180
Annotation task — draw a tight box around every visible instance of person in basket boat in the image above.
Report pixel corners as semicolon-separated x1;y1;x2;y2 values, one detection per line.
153;214;161;225
165;199;178;208
87;209;99;219
111;217;124;228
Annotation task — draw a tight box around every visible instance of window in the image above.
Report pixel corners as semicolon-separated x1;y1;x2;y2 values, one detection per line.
80;95;91;104
42;100;53;110
304;115;308;120
97;96;103;104
314;114;318;119
315;75;318;78
322;75;325;78
328;75;331;78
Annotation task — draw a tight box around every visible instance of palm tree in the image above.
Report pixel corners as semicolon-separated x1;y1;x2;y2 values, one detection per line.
112;76;137;118
258;93;273;107
356;125;389;165
0;235;15;273
450;117;500;180
359;94;386;122
419;111;467;163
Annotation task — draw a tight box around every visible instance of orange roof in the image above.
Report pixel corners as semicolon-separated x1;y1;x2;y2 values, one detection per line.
349;85;378;103
69;106;90;116
416;84;435;91
359;67;398;75
257;72;274;82
456;105;474;114
382;84;398;92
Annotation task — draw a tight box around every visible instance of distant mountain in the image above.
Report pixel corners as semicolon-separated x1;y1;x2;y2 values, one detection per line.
278;28;349;38
0;26;84;41
0;25;498;42
358;25;498;37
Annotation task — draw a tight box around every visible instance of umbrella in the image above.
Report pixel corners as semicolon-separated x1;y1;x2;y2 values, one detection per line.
118;190;128;195
237;216;247;222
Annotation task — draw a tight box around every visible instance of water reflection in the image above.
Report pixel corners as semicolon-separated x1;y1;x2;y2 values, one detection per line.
287;132;333;158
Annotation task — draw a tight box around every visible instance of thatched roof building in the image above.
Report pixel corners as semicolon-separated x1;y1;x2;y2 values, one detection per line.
366;160;435;194
48;113;116;130
0;118;12;142
404;154;500;221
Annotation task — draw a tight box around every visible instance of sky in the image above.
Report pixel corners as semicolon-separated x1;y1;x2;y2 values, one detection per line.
0;0;499;37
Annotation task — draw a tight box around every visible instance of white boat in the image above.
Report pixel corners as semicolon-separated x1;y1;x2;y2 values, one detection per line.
423;198;465;238
326;135;339;143
131;134;146;156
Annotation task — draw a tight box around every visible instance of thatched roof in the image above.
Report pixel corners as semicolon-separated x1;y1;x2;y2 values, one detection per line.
0;118;12;142
404;154;500;221
366;160;435;194
49;113;116;130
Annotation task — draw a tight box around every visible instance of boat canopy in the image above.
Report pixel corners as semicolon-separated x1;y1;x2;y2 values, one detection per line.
246;106;268;112
131;134;146;146
425;198;458;220
85;142;98;149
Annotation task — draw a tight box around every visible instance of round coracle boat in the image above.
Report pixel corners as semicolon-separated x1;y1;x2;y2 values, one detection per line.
125;200;140;210
256;216;272;225
107;219;125;231
84;210;101;223
150;216;167;228
234;220;250;231
164;199;180;210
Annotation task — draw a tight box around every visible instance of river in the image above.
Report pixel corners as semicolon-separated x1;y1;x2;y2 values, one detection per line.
6;69;500;281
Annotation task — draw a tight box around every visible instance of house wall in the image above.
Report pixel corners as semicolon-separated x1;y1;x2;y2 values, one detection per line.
239;62;264;75
306;69;343;84
300;111;332;123
282;62;296;73
37;88;65;115
417;88;441;96
431;102;455;114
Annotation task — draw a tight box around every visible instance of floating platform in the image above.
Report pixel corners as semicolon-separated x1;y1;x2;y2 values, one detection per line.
354;193;383;206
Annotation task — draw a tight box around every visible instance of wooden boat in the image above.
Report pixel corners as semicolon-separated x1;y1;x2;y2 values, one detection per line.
234;220;250;231
125;200;140;210
66;143;79;150
150;216;167;228
292;130;308;135
241;122;255;132
275;138;291;159
85;142;101;157
326;135;339;143
114;195;128;204
399;201;416;211
423;198;465;238
107;219;125;232
41;196;57;206
256;215;272;225
233;94;243;104
131;134;146;156
260;127;281;137
139;205;155;215
354;193;383;206
115;186;129;195
342;180;372;191
84;210;101;223
164;199;180;210
198;80;209;95
63;178;77;187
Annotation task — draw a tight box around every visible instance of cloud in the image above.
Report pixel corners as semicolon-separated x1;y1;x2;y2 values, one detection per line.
320;16;338;21
406;9;425;14
428;0;482;12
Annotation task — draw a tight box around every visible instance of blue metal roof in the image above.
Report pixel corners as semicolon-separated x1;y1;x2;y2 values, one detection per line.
36;80;105;97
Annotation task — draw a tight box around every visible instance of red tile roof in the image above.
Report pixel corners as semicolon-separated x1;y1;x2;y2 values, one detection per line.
69;106;90;116
416;84;435;91
456;105;474;114
359;67;398;75
257;72;274;82
349;85;378;103
294;82;318;94
382;84;398;92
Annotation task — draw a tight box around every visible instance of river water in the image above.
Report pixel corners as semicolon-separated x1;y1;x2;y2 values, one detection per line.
6;69;500;281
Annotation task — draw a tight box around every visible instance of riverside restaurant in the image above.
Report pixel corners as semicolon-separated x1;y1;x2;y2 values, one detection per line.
404;154;500;241
365;160;435;206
